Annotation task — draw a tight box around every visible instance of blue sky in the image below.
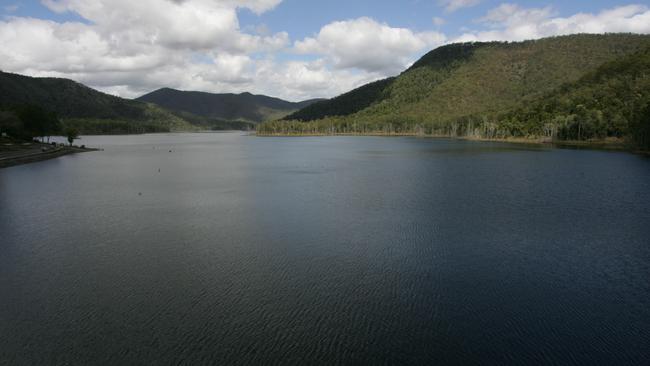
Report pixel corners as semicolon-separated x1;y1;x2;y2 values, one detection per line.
1;1;649;100
2;0;82;22
4;1;636;38
238;0;630;39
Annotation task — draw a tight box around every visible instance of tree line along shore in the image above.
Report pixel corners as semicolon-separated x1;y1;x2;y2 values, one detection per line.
0;106;95;168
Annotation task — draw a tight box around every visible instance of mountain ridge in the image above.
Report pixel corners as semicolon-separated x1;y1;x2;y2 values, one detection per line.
261;33;650;149
0;71;323;134
0;71;196;134
137;88;324;123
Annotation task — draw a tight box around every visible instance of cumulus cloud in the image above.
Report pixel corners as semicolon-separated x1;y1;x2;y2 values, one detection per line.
456;3;650;42
0;0;372;100
438;0;482;13
0;0;297;98
39;0;286;52
252;59;381;101
294;17;446;74
1;2;650;101
42;0;282;15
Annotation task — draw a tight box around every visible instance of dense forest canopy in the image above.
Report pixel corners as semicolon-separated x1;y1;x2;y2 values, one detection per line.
0;106;60;140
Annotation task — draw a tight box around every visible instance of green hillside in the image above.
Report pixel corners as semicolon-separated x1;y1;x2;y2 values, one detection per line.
0;71;196;134
283;77;395;121
260;34;650;149
500;47;650;145
137;88;324;124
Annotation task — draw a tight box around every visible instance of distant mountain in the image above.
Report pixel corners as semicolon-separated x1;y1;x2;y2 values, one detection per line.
137;88;324;123
0;71;195;134
262;33;650;149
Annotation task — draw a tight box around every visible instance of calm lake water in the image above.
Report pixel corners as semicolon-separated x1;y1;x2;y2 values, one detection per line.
1;133;649;365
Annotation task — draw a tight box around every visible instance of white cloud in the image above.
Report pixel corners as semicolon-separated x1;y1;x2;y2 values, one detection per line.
0;18;171;74
39;0;286;52
433;17;447;27
252;58;381;101
41;0;282;15
438;0;482;13
0;1;300;99
294;17;446;74
0;0;372;101
2;2;650;102
456;4;650;42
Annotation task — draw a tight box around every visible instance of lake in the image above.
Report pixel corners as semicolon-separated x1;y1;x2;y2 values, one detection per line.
1;133;649;365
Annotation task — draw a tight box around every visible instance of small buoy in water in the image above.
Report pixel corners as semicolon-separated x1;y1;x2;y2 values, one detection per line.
138;192;142;196
158;168;160;172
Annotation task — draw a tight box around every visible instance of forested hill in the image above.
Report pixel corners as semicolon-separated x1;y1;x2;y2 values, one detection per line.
261;34;650;149
501;47;650;147
282;78;395;121
137;88;324;123
0;71;195;134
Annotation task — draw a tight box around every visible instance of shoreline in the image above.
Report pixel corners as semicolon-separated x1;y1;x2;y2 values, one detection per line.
255;132;648;154
0;144;98;169
1;133;646;170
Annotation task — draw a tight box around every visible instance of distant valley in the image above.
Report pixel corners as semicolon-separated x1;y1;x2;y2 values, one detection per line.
137;88;323;125
0;72;322;135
